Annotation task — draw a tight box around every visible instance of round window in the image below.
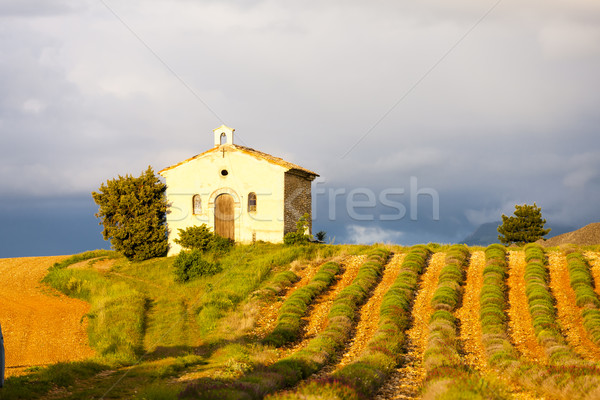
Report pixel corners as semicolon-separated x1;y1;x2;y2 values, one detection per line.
220;169;229;176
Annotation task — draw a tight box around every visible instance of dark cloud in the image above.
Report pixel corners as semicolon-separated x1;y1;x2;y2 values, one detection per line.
1;1;599;254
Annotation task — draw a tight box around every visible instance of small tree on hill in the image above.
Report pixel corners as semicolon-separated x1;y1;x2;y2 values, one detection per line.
92;166;168;261
497;203;551;246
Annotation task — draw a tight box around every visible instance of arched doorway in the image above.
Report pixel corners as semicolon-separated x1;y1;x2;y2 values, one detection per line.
214;193;235;241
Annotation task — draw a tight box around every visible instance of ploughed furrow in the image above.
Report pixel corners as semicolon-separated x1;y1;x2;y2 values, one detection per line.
586;251;600;298
334;253;405;370
507;250;547;362
478;245;544;400
375;251;446;400
280;254;366;357
251;257;340;340
547;251;600;360
182;250;391;399
0;256;95;377
456;250;487;372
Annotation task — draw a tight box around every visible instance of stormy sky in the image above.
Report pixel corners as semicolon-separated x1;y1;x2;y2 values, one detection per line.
1;0;599;256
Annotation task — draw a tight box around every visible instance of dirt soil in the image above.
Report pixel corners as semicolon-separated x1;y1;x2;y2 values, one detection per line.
0;256;95;377
456;250;488;372
507;251;547;363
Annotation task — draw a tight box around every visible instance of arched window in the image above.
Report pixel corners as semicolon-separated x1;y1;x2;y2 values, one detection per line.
220;132;227;145
192;194;201;215
248;192;257;212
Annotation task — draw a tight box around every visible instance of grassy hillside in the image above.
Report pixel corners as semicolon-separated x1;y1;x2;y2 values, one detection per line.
1;243;361;399
2;242;600;399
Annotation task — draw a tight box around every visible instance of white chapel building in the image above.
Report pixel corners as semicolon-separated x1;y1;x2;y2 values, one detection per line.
159;125;319;256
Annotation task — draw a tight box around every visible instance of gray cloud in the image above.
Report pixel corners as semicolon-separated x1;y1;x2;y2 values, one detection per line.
1;0;599;251
0;0;77;16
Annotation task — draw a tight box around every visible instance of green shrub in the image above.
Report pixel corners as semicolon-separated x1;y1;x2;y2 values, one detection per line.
431;286;461;310
174;224;234;253
210;234;235;254
284;213;312;245
430;310;456;323
524;243;545;262
174;224;213;251
173;249;222;282
261;271;299;297
283;232;310;245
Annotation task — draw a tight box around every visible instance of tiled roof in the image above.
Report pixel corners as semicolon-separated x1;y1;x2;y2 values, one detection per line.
234;145;319;176
159;145;319;177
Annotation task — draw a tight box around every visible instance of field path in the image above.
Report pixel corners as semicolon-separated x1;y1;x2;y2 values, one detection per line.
375;251;446;400
547;251;600;360
0;256;95;377
507;251;547;362
456;250;487;371
334;253;405;371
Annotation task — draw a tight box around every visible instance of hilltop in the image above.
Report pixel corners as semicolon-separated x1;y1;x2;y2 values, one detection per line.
538;222;600;247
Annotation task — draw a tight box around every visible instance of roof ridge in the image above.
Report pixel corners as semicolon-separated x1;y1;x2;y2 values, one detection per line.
159;145;318;177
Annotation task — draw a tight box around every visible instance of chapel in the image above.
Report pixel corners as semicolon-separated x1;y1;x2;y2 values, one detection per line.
159;125;319;255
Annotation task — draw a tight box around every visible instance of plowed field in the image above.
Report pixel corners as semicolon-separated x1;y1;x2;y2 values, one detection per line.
260;248;600;399
0;256;94;377
6;247;600;400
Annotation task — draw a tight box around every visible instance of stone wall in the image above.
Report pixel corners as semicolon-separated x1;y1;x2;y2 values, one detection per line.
284;171;312;235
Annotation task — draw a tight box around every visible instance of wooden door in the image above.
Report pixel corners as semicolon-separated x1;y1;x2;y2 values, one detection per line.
214;194;235;241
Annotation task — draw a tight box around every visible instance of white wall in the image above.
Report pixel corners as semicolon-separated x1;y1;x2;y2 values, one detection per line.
160;146;287;255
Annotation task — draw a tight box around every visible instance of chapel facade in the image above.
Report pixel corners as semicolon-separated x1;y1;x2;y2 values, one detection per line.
159;125;319;256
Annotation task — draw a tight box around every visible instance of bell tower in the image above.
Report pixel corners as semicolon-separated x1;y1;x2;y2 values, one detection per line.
213;125;235;147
